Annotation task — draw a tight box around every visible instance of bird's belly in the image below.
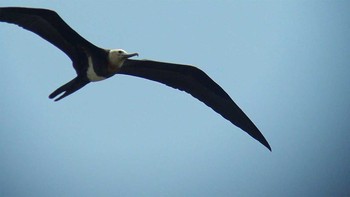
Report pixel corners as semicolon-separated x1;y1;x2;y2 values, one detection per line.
87;57;106;81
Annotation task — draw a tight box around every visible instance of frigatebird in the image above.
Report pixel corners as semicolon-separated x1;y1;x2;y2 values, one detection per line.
0;7;271;151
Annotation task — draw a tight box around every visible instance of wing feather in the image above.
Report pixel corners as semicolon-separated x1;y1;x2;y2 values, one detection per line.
0;7;99;71
120;59;271;150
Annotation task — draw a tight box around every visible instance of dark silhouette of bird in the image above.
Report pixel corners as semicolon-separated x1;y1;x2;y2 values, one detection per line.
0;7;271;151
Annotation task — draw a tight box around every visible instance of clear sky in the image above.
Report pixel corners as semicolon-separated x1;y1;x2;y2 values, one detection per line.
1;1;349;196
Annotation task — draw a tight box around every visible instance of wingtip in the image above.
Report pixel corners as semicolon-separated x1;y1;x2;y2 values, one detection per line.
259;136;272;152
261;139;272;151
266;144;272;152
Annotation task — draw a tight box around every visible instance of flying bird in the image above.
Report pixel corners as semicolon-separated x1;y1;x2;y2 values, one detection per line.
0;7;271;151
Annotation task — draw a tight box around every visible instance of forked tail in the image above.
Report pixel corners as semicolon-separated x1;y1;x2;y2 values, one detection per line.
49;76;90;101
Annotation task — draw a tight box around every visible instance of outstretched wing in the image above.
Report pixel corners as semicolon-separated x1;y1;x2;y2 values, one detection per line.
0;7;100;72
120;59;271;151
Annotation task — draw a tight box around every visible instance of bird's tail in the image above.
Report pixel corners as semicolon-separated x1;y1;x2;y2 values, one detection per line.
49;76;89;101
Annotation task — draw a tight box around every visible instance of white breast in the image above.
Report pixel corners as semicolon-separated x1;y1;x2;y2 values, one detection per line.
87;56;106;81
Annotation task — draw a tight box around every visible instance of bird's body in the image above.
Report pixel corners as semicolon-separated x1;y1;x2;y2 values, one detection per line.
0;7;271;150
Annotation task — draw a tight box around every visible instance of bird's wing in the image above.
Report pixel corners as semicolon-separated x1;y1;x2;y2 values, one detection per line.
120;59;271;151
0;7;100;72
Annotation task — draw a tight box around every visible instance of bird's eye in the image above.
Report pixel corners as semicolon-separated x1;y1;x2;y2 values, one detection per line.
118;51;123;54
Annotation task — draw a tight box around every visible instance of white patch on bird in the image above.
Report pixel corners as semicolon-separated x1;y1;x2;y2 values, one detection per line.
87;56;106;81
109;49;127;68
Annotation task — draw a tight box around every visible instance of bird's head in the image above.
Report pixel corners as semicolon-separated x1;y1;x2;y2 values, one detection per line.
109;49;138;67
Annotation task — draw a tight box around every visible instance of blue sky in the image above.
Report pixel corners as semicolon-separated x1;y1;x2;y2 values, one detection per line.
1;1;350;196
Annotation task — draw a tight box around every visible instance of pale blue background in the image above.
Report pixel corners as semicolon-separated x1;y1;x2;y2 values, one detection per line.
1;1;349;196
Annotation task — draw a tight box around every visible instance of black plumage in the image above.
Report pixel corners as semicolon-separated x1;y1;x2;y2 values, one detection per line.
0;7;271;150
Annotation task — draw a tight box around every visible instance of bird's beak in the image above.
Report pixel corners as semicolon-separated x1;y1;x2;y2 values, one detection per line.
123;52;139;59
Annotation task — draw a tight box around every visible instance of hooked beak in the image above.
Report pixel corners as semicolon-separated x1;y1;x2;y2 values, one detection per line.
123;52;139;59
